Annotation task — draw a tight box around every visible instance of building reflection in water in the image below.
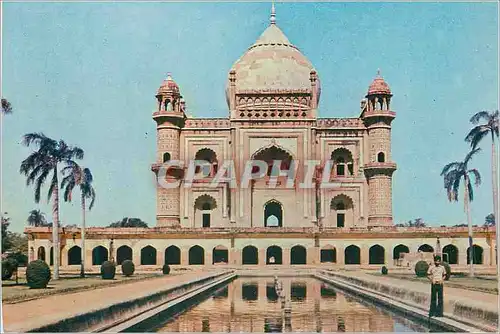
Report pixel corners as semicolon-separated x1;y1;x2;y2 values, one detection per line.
266;283;279;302
242;283;258;301
290;282;307;301
156;277;433;332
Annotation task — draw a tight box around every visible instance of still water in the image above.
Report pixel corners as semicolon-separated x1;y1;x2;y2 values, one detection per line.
155;277;440;332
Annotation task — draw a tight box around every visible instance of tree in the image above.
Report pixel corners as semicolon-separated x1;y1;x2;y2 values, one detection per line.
466;111;499;225
19;133;84;279
108;217;148;228
27;209;49;227
485;213;495;227
1;98;12;114
61;162;96;277
395;218;426;228
2;213;12;251
441;148;481;277
465;110;499;276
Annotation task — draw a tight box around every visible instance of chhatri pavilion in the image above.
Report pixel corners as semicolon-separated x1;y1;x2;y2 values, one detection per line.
26;6;497;270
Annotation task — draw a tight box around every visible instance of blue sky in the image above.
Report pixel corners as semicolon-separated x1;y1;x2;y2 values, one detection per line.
2;2;498;233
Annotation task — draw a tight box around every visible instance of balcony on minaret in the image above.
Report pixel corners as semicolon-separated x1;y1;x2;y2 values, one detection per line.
363;161;397;177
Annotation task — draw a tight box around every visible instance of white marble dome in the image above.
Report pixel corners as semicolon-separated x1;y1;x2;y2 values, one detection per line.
226;19;320;105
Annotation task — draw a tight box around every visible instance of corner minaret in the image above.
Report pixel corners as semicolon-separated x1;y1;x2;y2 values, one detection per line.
362;71;397;226
151;73;186;227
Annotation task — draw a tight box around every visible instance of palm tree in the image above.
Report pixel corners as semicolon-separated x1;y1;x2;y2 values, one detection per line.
1;98;12;114
61;162;95;278
19;133;84;279
27;209;48;227
465;110;499;269
441;148;481;277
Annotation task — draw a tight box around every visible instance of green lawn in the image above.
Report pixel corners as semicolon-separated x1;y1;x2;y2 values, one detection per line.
2;272;174;303
369;272;498;294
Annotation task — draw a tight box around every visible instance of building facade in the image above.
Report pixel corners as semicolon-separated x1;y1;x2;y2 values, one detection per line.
26;8;497;270
152;10;396;230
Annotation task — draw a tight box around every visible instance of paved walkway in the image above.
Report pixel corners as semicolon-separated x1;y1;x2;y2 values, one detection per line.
2;270;225;332
328;270;498;329
335;271;498;309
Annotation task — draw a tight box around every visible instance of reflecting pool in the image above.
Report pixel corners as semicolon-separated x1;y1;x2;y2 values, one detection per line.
155;277;443;332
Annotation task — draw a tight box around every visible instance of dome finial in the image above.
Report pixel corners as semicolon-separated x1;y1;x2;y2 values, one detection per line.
376;68;381;77
166;72;173;80
270;1;276;25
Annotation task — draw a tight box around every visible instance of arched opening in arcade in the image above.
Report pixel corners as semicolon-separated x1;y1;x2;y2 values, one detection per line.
165;245;181;265
330;195;354;228
442;244;459;264
264;200;283;227
194;194;217;228
266;246;282;265
37;246;45;261
117;245;132;265
50;247;54;265
189;245;205;265
320;245;336;263
141;246;157;265
213;245;228;264
331;148;354;177
467;245;483;264
345;245;360;265
418;244;434;253
290;245;307;265
252;145;293;177
369;245;385;264
194;148;218;176
92;246;108;265
68;246;81;265
242;245;258;265
393;244;409;260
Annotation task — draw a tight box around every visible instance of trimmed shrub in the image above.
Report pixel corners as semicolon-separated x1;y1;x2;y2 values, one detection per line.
101;261;116;280
381;266;388;275
2;258;18;280
121;260;135;277
162;264;171;275
415;260;430;277
26;260;51;289
443;262;451;281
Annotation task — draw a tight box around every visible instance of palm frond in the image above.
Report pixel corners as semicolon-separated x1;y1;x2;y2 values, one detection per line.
468;168;482;186
465;125;489;149
470;111;491;125
61;173;77;202
1;98;12;114
34;168;50;203
88;188;96;210
441;162;462;176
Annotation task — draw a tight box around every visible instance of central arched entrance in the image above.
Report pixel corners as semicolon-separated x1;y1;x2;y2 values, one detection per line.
266;246;282;264
264;200;283;227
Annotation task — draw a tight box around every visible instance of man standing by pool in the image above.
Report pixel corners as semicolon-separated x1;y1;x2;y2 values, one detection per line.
427;255;447;317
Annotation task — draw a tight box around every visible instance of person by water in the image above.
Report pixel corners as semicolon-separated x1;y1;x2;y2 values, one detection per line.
427;255;447;317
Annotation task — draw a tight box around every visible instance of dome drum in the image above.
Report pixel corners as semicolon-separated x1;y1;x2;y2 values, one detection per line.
234;92;313;119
